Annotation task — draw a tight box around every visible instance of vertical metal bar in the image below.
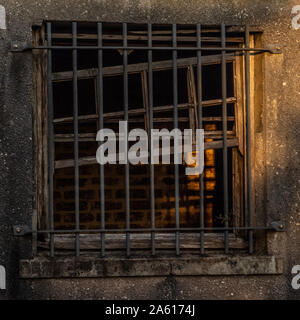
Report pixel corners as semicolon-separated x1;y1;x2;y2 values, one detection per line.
72;22;80;257
47;22;55;257
97;23;105;257
245;25;253;254
123;23;131;257
221;24;229;254
148;23;155;256
172;24;180;256
197;24;205;255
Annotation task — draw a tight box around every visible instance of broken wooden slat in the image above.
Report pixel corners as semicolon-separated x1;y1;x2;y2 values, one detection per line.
55;133;96;142
53;114;98;123
102;117;190;123
54;130;234;142
54;138;239;169
203;116;235;122
52;54;235;82
53;98;236;124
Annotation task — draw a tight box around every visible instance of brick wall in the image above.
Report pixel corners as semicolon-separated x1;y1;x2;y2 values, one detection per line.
53;141;217;230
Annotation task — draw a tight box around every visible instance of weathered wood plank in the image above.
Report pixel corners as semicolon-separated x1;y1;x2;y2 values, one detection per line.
54;131;235;142
54;138;239;169
38;233;247;250
52;54;235;81
53;98;236;124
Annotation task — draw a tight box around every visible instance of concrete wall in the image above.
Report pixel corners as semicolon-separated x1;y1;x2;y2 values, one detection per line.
0;0;299;299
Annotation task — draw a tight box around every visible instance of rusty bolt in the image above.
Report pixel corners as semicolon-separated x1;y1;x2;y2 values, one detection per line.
13;44;18;49
15;227;21;233
279;224;284;229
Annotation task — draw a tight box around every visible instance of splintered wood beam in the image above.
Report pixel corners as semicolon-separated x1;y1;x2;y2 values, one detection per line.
53;114;98;123
52;54;235;81
55;133;96;142
54;138;238;169
55;156;97;169
53;104;191;123
54;131;234;142
53;98;236;124
102;117;191;123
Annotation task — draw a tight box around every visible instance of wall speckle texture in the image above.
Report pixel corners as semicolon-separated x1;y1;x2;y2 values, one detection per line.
0;0;299;300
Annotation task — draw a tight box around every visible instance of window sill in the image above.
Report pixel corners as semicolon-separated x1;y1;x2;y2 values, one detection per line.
38;233;247;251
19;255;283;279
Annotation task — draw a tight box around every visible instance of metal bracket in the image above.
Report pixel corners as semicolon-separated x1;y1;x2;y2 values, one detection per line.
265;44;282;54
13;225;32;236
269;220;285;232
10;41;32;52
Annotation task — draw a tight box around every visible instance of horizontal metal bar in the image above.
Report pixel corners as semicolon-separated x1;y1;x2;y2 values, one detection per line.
14;221;286;236
10;43;281;53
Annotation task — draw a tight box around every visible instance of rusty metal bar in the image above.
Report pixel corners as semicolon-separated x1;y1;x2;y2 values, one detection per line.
72;22;80;257
245;25;254;254
148;23;156;256
197;23;205;255
15;220;286;236
221;24;229;254
173;24;180;256
123;23;131;257
46;22;55;257
97;22;106;257
12;44;281;53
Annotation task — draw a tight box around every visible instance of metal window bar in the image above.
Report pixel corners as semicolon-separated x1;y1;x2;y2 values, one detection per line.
123;23;131;257
172;24;180;256
72;22;80;257
245;25;254;254
13;22;284;257
196;24;205;255
97;22;106;257
24;45;277;52
148;23;156;256
221;24;229;254
46;22;55;258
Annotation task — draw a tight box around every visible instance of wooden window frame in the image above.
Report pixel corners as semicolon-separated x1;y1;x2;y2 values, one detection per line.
32;24;252;254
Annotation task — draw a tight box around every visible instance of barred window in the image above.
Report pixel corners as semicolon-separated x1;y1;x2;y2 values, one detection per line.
31;22;268;257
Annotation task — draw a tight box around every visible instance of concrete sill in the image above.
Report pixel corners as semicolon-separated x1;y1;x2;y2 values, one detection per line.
19;255;283;279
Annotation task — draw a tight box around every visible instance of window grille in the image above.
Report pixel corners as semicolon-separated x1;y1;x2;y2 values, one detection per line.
11;22;284;258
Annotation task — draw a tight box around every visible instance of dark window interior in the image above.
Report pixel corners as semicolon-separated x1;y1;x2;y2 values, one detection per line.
49;22;241;232
103;73;144;112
